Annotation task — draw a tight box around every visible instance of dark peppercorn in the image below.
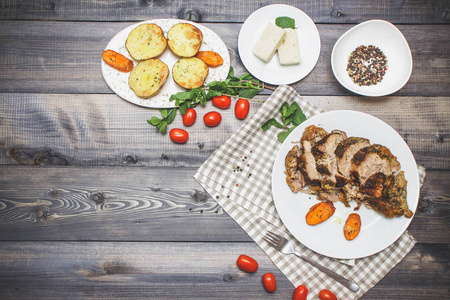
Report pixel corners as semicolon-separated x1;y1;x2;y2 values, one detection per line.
347;45;388;86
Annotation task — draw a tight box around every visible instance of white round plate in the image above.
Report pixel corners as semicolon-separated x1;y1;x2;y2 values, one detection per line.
331;20;413;97
238;4;321;85
271;110;420;259
101;19;230;108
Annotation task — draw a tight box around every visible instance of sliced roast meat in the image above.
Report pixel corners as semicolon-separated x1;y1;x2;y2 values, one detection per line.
335;137;371;181
300;125;328;143
285;145;306;193
362;171;412;218
350;144;401;185
312;130;347;182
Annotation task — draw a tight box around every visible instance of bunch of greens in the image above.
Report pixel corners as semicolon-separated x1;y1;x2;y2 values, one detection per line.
261;101;306;142
148;67;269;133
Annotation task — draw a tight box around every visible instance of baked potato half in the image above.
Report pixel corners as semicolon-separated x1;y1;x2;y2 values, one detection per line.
167;23;203;57
128;59;169;98
172;57;209;89
126;23;167;60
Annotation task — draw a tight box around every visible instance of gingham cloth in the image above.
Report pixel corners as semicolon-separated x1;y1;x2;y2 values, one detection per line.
194;85;426;299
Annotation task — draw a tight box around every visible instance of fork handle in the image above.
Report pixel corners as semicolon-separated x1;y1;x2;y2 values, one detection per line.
294;251;360;293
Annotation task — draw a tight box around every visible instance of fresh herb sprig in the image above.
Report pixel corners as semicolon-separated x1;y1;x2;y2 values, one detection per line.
147;108;177;134
261;101;306;142
275;16;296;29
170;67;271;114
148;67;271;133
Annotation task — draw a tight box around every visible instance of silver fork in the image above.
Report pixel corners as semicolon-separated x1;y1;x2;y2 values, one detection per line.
264;231;360;293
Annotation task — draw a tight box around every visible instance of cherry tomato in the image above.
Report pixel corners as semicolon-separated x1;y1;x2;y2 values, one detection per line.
236;254;258;273
212;95;231;109
235;98;250;120
262;273;277;293
319;289;338;300
182;108;197;126
169;128;188;144
293;285;308;300
203;111;222;127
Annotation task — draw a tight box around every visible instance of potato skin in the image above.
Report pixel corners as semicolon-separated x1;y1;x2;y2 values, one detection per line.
167;23;203;57
344;213;361;240
172;57;209;89
128;59;169;98
126;23;167;60
305;202;336;225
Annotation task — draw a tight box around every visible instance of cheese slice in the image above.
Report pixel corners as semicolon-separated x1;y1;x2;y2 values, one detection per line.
252;22;286;62
278;28;301;65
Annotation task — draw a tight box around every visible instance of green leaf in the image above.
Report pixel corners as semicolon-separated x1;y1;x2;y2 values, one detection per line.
280;102;289;117
166;109;176;124
160;109;169;118
261;118;284;131
277;126;297;143
276;16;295;29
286;102;300;117
148;116;162;126
179;102;188;115
292;107;307;126
239;88;260;99
158;121;168;134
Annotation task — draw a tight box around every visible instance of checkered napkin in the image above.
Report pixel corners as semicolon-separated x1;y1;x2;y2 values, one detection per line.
194;85;426;299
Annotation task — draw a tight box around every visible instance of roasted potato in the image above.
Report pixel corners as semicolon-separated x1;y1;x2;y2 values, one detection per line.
126;23;167;60
167;23;203;57
172;57;208;89
128;59;169;98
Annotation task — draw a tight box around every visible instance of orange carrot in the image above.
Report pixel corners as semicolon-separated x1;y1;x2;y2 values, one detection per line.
305;202;336;225
344;213;361;240
102;49;134;72
195;51;223;68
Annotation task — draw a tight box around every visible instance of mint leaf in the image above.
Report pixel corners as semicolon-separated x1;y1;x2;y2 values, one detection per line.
277;126;297;143
276;16;295;29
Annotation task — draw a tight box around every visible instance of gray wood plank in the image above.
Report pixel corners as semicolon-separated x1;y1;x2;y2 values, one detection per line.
0;166;447;243
0;241;447;299
1;94;448;170
0;22;449;96
0;0;448;24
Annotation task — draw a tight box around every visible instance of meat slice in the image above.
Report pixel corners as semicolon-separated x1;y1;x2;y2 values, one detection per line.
350;144;401;185
362;171;412;218
312;130;348;178
335;137;371;181
285;145;306;193
301;125;328;143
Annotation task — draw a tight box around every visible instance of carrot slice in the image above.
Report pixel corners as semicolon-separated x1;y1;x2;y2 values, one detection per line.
305;202;336;225
344;213;361;240
102;49;134;72
195;51;223;68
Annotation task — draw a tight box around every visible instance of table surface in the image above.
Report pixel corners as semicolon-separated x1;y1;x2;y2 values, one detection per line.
0;1;449;299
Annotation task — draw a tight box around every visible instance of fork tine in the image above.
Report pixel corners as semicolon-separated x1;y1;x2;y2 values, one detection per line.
263;236;277;247
266;231;281;241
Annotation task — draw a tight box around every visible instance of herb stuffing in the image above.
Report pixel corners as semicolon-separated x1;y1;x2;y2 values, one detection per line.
347;45;388;86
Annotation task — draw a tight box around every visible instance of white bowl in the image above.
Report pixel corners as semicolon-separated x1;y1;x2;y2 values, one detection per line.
331;20;413;97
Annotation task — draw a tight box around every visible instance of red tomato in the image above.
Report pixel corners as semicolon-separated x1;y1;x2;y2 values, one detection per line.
234;98;250;120
262;273;277;293
236;254;258;273
293;285;308;300
169;128;188;144
182;108;197;126
212;95;231;109
203;111;222;127
319;289;338;300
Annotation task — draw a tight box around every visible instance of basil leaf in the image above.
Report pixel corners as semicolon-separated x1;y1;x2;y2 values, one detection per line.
166;109;176;124
239;88;260;99
148;116;162;126
158;121;168;134
277;126;297;142
160;109;169;118
262;118;284;131
292;108;307;125
276;16;295;29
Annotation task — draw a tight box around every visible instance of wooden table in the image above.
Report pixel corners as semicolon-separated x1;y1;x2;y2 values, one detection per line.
0;1;449;299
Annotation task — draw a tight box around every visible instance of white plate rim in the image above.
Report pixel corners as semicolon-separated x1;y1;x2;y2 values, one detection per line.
238;4;321;85
331;19;413;97
101;19;231;108
271;110;420;259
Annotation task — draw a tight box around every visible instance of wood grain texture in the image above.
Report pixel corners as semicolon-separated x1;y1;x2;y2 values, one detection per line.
0;21;449;96
1;94;448;169
0;241;447;299
0;0;448;23
0;166;447;243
